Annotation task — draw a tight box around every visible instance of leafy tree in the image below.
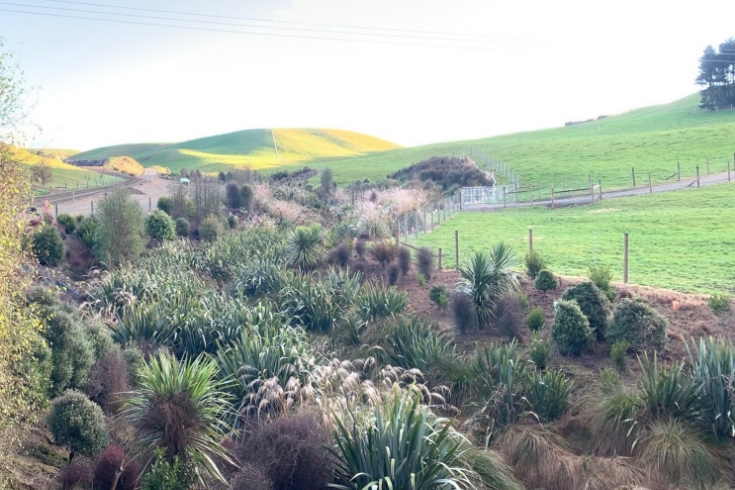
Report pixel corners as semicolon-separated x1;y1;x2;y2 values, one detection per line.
145;209;175;241
31;159;53;186
696;39;735;110
320;168;334;196
191;176;221;226
551;299;594;356
94;189;145;267
157;196;173;215
47;390;108;463
174;217;190;237
122;353;234;484
240;184;253;211
75;214;100;249
32;224;65;266
225;181;242;208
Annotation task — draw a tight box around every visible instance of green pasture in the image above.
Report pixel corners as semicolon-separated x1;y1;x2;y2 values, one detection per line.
414;184;735;294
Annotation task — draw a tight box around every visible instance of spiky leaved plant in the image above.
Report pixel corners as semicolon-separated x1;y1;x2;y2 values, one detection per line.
456;243;519;330
288;223;324;270
122;352;234;485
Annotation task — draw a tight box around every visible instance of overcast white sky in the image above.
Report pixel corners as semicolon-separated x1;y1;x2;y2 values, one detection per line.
1;0;734;150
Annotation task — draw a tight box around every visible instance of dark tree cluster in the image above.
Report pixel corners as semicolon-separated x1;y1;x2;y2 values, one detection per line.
697;38;735;110
389;156;494;190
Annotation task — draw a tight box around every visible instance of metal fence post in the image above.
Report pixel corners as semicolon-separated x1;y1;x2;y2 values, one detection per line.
455;230;459;270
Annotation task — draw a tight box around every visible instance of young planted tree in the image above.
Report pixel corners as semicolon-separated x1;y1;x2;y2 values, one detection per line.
145;209;175;241
47;390;108;463
32;224;64;266
320;167;334;196
225;181;242;209
94;189;145;267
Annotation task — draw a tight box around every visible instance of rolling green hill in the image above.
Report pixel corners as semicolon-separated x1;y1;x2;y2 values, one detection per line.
321;94;735;187
75;128;399;174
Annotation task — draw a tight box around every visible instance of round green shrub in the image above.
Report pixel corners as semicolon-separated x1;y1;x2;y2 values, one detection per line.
57;214;77;234
525;306;546;333
227;215;237;229
529;333;552;369
75;215;100;249
174;217;190;237
610;340;628;373
145;210;175;241
429;284;448;309
42;309;95;396
47;390;108;461
561;281;611;341
607;298;667;352
32;224;65;266
199;216;223;243
534;269;559;293
240;184;253;212
524;250;547;279
157;196;173;215
551;299;594;356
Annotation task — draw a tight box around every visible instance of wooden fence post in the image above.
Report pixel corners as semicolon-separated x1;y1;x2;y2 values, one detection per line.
503;186;507;208
455;230;459;270
696;166;700;187
149;197;152;211
729;161;732;182
459;190;463;211
55;203;58;218
551;185;555;208
677;161;681;181
648;173;652;193
528;228;533;251
589;176;595;204
438;248;442;270
91;201;94;214
632;167;636;187
623;233;629;284
706;157;710;175
598;180;603;200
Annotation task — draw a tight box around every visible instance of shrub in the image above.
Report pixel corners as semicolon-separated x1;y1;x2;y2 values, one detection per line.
358;283;408;321
607;298;667;352
169;218;189;240
525;306;545;333
388;264;400;285
288;224;324;270
561;281;611;341
58;457;94;490
368;240;396;269
94;189;145;266
145;209;175;241
123;346;145;387
528;334;552;369
39;307;94;397
495;294;525;340
551;299;594;356
199;216;224;243
429;284;448;309
227;215;238;229
33;224;65;266
416;273;426;286
84;319;113;360
517;292;530;311
240;184;253;211
75;214;100;249
84;346;130;415
329;243;351;267
237;413;332;490
588;264;613;292
534;269;558;293
451;292;477;333
385;316;452;372
457;244;519;329
226;181;243;208
141;448;198;490
524;250;547;279
398;246;411;275
331;387;476;490
94;444;141;490
354;239;367;260
57;213;77;234
686;337;735;438
157;196;173;215
416;246;434;279
637;353;701;420
709;294;731;314
48;390;108;462
523;369;573;422
610;340;628;373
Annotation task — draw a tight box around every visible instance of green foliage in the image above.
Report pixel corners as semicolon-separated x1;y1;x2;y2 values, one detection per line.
457;243;519;330
525;306;545;333
416;273;426;287
47;390;107;461
75;214;99;249
637;353;702;420
524;369;573;422
610;340;628;373
429;284;448;309
588;264;614;294
199;216;223;243
226;181;243;208
156;196;173;215
330;387;477;490
174;217;190;237
686;337;735;438
280;274;339;332
123;352;234;484
288;223;324;270
123;346;145;387
145;209;175;241
709;294;731;314
56;213;77;234
358;282;408;321
524;249;547;279
227;215;237;229
240;184;253;211
385;316;453;372
32;224;64;266
551;299;594;356
607;298;667;352
534;269;558;293
528;334;552;369
320;167;333;195
561;281;611;341
141;447;198;490
94;189;145;267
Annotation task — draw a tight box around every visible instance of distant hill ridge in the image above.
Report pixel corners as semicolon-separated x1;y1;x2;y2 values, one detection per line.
74;128;400;173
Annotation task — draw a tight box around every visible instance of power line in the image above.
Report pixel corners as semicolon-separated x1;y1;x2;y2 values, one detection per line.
0;7;508;50
36;0;529;43
0;1;514;44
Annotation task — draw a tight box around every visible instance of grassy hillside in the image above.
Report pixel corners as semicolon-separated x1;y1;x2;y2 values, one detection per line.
322;94;735;187
414;183;735;294
74;128;399;174
30;148;80;159
14;147;122;195
108;156;145;176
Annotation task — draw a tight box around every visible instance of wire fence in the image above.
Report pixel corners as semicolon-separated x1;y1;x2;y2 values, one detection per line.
395;194;461;242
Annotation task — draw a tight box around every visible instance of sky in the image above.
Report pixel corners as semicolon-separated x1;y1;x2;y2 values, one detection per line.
1;0;734;150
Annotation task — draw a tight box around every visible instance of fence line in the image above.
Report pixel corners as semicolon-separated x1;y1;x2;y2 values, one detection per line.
395;193;461;242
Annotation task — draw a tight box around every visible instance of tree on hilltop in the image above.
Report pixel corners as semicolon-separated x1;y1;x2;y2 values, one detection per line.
697;38;735;110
